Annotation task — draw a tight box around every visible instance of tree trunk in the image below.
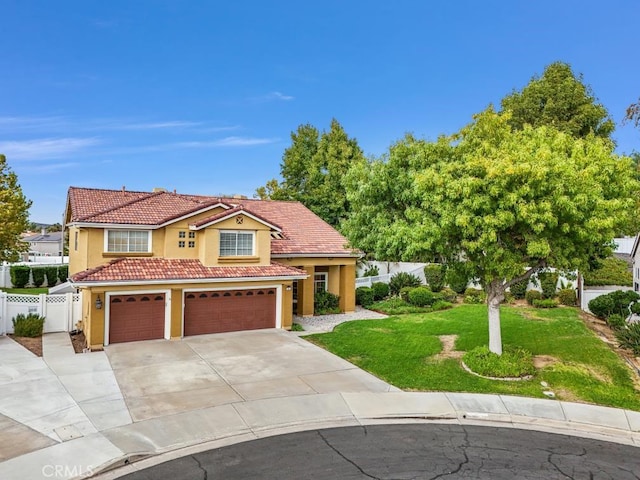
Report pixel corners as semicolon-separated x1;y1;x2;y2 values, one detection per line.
487;279;505;355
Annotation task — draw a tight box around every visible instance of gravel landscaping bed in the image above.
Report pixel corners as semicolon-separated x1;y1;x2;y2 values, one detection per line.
293;306;387;333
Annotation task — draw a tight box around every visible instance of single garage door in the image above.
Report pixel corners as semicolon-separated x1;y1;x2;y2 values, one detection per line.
184;288;276;336
109;293;165;343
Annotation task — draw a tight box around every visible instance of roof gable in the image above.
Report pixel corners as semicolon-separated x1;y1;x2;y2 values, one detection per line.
190;205;282;231
66;187;357;256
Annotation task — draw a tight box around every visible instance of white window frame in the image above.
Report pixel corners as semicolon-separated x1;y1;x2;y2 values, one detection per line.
314;272;328;293
219;230;255;257
104;229;152;253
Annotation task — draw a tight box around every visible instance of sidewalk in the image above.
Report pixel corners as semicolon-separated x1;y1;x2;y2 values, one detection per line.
0;333;639;480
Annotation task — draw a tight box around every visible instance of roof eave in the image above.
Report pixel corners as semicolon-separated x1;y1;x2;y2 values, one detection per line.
70;274;309;287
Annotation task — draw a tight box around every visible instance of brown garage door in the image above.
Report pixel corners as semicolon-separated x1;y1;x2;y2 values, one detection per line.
109;294;165;343
184;288;276;336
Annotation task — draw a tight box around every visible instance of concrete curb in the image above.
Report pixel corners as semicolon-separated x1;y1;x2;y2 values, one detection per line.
79;392;640;478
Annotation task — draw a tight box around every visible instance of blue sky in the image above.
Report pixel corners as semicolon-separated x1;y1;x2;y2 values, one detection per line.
2;1;639;223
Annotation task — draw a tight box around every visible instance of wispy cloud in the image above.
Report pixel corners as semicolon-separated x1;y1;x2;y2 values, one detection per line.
0;116;70;131
19;162;80;173
174;136;278;147
249;91;295;103
106;120;203;131
0;137;101;160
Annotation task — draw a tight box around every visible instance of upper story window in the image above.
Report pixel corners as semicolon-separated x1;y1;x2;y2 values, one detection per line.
219;231;254;256
106;230;150;253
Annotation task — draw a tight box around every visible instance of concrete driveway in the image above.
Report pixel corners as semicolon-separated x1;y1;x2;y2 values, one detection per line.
106;329;396;422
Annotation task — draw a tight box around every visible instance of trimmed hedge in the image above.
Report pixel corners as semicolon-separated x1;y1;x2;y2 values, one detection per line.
12;313;45;337
58;265;69;283
537;271;558;299
588;290;640;320
525;290;542;305
463;288;486;304
509;278;528;299
408;287;435;307
371;282;390;301
557;288;576;306
445;266;470;294
10;266;31;288
533;298;558;308
31;268;45;288
440;287;457;303
44;266;59;287
423;264;446;292
356;287;375;307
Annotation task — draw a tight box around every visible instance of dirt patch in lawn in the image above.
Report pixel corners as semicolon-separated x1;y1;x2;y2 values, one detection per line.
433;334;464;360
8;334;42;357
532;354;558;369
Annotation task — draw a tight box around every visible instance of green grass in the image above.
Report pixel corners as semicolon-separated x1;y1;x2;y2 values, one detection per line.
1;288;48;295
370;298;452;315
306;304;640;410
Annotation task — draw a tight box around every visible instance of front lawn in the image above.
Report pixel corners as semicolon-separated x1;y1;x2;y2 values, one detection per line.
0;288;48;295
306;304;640;411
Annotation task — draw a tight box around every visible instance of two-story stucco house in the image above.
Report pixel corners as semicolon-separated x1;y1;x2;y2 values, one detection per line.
65;187;357;350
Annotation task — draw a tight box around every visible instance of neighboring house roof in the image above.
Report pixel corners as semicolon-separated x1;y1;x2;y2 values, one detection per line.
632;234;640;260
22;232;63;243
613;252;634;271
71;258;307;284
66;187;356;256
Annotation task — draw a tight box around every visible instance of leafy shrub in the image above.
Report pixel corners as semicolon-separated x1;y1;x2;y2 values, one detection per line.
509;278;528;299
314;291;340;315
462;345;535;378
583;257;633;287
371;282;390;301
537;271;559;299
356;287;374;307
58;265;69;283
502;291;515;304
588;290;640;319
12;313;45;337
370;298;426;315
557;288;576;306
290;323;304;332
408;286;435;307
362;265;379;277
432;300;453;311
31;267;45;288
44;266;59;287
525;290;542;305
10;266;31;288
463;288;486;304
532;298;558;308
606;314;626;330
440;287;457;303
389;272;422;296
399;286;414;302
615;323;640;355
423;264;446;292
445;266;470;294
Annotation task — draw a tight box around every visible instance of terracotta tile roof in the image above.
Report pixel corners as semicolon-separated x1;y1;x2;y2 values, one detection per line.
191;205;282;231
71;258;307;283
67;187;356;256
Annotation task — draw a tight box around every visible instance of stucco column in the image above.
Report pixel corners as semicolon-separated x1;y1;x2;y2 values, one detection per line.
328;265;340;297
282;282;293;328
299;265;315;317
339;264;356;313
89;290;105;350
170;288;182;338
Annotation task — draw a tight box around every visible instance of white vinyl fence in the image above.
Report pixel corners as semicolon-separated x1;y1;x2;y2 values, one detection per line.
0;292;83;335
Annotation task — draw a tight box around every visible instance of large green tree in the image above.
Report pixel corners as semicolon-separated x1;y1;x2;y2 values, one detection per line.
0;154;32;262
344;110;638;354
501;62;614;140
256;119;365;228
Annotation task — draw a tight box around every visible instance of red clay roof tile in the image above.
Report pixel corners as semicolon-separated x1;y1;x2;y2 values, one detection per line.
71;258;307;283
67;187;355;256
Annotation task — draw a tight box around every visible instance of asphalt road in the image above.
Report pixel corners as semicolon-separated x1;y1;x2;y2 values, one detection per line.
118;424;640;479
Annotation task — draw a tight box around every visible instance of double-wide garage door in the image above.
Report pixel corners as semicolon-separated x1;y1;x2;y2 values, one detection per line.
184;288;276;336
109;293;165;344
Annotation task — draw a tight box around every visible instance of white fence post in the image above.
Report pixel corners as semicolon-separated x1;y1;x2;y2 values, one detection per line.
0;292;6;335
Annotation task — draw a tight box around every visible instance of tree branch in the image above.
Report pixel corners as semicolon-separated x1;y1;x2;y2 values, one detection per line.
504;260;547;289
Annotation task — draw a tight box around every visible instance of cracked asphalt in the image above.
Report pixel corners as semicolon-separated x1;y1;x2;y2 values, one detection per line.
118;424;640;479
